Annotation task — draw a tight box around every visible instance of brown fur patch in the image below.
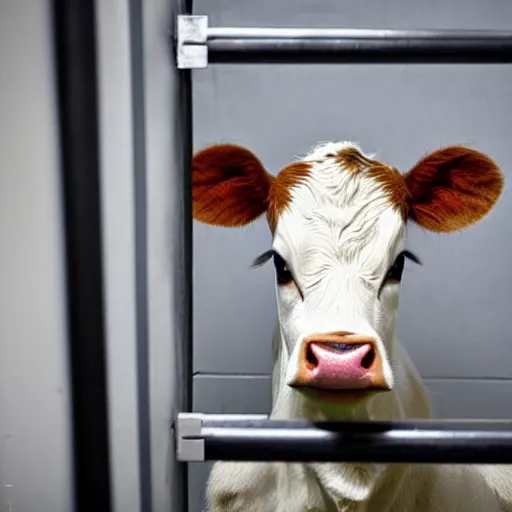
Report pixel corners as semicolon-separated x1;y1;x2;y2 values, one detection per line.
369;165;410;220
337;146;381;173
338;147;410;219
267;162;311;231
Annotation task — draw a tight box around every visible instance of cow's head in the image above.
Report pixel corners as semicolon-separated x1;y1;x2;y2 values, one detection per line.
192;141;503;411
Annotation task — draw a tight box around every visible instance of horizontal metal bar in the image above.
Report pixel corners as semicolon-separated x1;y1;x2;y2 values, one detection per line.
177;414;512;463
208;27;512;41
207;37;512;64
177;17;512;67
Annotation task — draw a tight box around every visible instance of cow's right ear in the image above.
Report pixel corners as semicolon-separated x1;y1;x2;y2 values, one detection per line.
192;144;274;227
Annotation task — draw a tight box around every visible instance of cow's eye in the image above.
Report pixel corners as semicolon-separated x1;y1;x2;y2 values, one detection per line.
273;252;294;285
385;253;406;283
383;250;421;285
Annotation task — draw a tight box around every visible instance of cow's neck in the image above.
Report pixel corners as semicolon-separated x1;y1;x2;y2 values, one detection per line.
270;379;398;508
268;326;416;509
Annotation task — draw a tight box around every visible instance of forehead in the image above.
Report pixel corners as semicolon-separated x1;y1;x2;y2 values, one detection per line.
269;142;408;258
270;141;409;223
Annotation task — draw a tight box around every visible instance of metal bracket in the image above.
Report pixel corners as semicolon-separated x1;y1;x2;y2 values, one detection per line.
176;413;204;461
177;15;208;69
175;413;270;461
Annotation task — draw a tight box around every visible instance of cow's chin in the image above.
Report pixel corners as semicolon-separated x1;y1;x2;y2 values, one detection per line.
291;385;390;418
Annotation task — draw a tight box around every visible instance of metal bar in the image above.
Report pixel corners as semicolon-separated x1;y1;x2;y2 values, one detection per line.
207;37;512;64
175;2;194;511
177;414;512;464
177;17;512;66
208;26;512;40
178;12;194;429
127;0;152;510
51;1;112;512
96;1;143;512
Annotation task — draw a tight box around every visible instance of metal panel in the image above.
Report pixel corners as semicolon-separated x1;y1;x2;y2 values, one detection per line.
194;0;512;31
0;1;73;511
425;379;512;419
192;64;512;379
193;375;272;414
95;1;142;511
142;0;193;511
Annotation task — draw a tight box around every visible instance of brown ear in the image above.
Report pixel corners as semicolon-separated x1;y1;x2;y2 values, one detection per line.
192;144;274;227
404;146;504;232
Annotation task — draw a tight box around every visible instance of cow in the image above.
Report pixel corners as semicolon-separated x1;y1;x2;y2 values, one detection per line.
191;140;512;511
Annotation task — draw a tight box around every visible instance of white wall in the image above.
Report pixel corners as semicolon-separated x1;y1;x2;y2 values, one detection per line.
0;1;73;511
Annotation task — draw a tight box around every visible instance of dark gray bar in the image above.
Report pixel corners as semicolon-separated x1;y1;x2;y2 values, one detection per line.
208;27;512;40
197;418;512;463
204;27;512;64
172;2;194;512
52;1;112;511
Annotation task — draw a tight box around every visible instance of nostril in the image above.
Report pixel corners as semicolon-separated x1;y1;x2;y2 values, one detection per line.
361;347;375;369
306;344;319;368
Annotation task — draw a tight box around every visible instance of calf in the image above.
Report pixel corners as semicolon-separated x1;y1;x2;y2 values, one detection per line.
192;141;511;511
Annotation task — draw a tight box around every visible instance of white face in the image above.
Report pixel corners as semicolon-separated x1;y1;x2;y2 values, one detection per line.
269;142;411;406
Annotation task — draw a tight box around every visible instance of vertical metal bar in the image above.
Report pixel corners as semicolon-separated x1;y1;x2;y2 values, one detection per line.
175;3;194;510
178;0;194;424
52;1;112;512
95;1;143;511
128;0;153;511
143;0;193;510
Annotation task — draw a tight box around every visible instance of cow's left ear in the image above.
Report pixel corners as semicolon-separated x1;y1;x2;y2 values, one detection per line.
403;146;504;232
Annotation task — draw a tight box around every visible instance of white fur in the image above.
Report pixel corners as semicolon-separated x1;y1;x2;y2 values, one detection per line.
205;142;512;511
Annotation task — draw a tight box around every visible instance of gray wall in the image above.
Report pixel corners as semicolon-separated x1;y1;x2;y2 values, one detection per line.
0;1;74;511
190;0;512;510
